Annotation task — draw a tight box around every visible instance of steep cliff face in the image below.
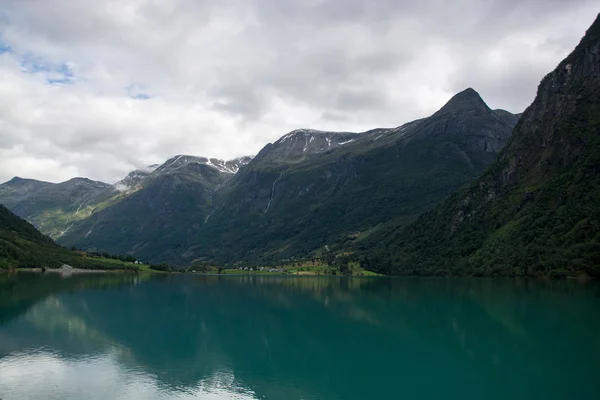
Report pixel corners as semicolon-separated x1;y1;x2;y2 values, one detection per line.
182;89;517;265
367;15;600;277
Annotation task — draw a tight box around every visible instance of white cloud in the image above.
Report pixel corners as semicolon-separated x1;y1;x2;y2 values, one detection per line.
0;0;597;183
0;351;258;400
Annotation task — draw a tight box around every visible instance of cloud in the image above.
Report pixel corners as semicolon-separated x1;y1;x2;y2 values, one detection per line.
0;0;597;183
0;351;257;400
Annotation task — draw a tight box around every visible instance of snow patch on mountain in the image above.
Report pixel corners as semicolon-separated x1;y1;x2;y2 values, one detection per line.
112;156;253;192
278;129;328;144
141;155;254;178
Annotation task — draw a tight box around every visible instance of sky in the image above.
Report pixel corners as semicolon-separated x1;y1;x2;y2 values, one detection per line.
0;0;597;184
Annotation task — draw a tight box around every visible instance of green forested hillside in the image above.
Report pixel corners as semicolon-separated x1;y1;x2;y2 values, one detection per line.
0;204;135;270
0;156;251;265
58;161;233;263
183;89;516;265
0;177;113;238
0;86;516;267
361;15;600;277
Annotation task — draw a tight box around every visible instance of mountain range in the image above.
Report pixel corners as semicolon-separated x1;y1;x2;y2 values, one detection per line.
0;88;518;266
184;88;518;265
1;14;599;276
0;204;134;270
360;14;600;277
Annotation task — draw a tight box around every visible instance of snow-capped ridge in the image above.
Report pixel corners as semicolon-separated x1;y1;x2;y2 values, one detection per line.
267;128;361;160
152;154;254;175
277;129;330;143
113;155;253;192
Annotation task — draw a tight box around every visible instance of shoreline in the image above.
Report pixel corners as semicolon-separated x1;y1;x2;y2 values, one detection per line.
16;264;136;275
4;266;595;281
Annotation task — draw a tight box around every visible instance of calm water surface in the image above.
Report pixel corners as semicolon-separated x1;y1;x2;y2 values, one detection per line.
0;273;599;400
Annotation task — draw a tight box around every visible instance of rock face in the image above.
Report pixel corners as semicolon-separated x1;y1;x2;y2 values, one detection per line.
365;14;600;277
418;88;516;154
181;89;517;265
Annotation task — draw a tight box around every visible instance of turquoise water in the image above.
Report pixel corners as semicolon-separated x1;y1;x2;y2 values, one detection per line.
0;273;599;399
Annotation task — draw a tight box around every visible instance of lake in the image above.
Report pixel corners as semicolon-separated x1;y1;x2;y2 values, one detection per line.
0;273;599;400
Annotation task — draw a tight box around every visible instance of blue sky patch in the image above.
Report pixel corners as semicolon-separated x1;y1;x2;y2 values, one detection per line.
0;43;11;54
19;52;75;85
133;93;151;100
0;35;12;54
126;84;152;100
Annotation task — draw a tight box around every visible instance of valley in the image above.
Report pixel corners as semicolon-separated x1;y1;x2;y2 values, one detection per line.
1;89;519;268
1;15;599;278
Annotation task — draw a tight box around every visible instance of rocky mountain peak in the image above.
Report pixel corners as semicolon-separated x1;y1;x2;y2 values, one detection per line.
258;129;359;164
1;177;51;196
435;88;491;117
225;156;254;173
149;154;254;177
62;177;110;188
370;14;600;277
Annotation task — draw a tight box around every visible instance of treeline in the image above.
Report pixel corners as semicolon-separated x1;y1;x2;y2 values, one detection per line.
75;248;137;263
0;204;137;271
0;237;137;271
146;254;363;275
355;81;600;278
149;263;178;272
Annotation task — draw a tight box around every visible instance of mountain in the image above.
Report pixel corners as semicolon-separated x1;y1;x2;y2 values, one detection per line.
362;14;600;277
0;155;253;246
257;129;360;164
226;156;257;173
56;155;253;263
181;89;518;265
1;203;63;268
114;164;158;191
0;204;131;270
0;177;112;238
0;93;517;266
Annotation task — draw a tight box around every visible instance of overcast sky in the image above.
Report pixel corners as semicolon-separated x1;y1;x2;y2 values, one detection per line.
0;1;597;183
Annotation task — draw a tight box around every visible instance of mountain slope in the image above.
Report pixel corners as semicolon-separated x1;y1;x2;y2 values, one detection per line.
364;14;600;277
183;90;518;265
0;205;131;270
0;177;112;238
57;156;251;263
0;94;516;267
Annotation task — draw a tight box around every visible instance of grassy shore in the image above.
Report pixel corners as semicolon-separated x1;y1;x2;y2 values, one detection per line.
206;261;382;276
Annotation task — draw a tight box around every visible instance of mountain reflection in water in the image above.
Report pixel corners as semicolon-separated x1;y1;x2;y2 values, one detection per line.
1;273;599;400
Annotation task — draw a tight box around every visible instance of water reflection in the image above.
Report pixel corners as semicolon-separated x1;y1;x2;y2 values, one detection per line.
0;351;258;400
0;274;599;400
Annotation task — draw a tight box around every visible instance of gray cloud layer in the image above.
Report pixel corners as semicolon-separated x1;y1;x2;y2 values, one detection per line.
0;0;597;183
